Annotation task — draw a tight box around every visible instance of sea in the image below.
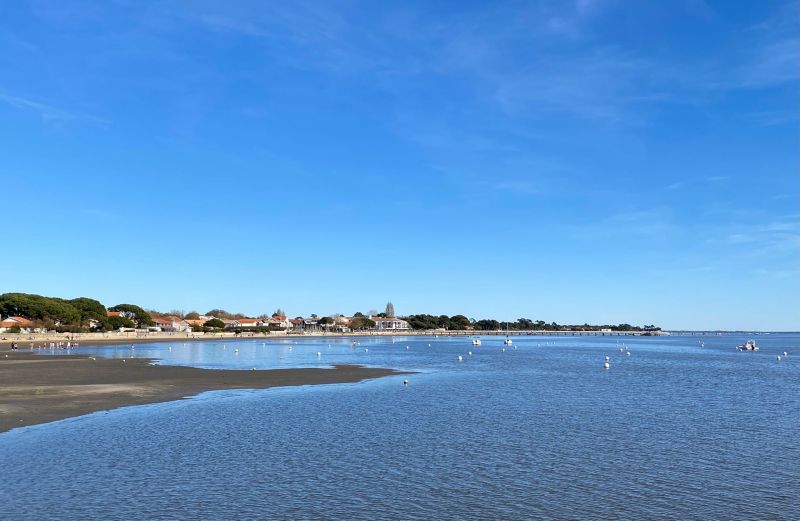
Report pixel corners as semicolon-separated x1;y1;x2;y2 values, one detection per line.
1;333;798;520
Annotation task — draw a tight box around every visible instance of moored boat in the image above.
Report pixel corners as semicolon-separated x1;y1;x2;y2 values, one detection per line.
737;340;759;351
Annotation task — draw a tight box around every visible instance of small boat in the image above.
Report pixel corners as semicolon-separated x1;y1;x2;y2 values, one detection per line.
502;323;513;345
737;340;759;351
472;338;481;346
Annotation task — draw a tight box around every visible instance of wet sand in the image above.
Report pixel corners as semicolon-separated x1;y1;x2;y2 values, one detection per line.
0;350;408;433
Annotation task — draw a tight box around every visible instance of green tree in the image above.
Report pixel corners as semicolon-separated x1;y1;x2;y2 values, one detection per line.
204;318;225;329
185;311;200;320
206;309;246;319
349;317;375;330
475;319;501;331
319;316;334;325
0;293;81;326
69;297;107;328
449;315;470;330
107;315;136;330
109;304;154;327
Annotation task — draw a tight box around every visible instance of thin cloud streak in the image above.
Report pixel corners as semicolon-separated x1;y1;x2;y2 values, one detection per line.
0;92;109;127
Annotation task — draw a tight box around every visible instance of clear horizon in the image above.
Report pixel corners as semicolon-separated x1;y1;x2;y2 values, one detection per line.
1;1;798;331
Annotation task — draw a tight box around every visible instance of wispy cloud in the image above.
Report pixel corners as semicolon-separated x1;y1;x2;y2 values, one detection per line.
724;215;800;258
0;92;109;127
737;2;800;89
667;176;729;191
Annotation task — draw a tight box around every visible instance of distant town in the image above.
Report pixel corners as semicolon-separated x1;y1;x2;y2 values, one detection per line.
0;293;661;335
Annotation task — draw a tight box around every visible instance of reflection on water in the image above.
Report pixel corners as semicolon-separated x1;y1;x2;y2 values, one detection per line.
2;333;799;520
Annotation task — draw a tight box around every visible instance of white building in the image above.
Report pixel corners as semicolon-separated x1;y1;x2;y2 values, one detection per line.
372;317;410;330
151;316;192;332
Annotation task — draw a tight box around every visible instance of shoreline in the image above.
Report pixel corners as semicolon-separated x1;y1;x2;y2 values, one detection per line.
0;328;668;349
0;350;410;433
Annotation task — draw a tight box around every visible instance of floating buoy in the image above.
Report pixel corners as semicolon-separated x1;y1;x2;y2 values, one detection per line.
406;346;409;350
620;348;624;352
626;351;630;356
317;352;322;357
288;346;293;351
603;362;610;369
502;348;506;352
605;356;610;362
457;355;463;362
364;348;369;353
777;356;782;361
234;349;239;353
468;351;472;356
403;379;409;386
784;351;788;357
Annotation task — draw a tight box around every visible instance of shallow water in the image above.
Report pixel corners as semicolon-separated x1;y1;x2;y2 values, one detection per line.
2;333;799;520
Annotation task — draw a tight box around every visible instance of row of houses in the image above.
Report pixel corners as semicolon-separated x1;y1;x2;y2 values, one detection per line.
1;312;411;334
145;313;411;333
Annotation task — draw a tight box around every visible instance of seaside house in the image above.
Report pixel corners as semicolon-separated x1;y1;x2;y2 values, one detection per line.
150;316;191;332
185;319;206;328
372;317;410;330
235;318;263;328
107;310;136;320
303;318;320;331
266;314;292;329
0;316;34;333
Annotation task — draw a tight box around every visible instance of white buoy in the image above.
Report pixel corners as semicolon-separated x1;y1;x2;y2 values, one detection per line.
603;362;610;369
605;356;610;362
468;351;473;356
626;351;630;356
777;355;782;361
288;346;293;351
457;355;463;362
502;348;506;352
784;351;788;357
364;348;369;353
317;351;322;357
406;346;409;350
234;348;239;353
403;379;409;386
619;348;623;352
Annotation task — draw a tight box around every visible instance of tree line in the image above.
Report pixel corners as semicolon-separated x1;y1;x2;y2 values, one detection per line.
403;314;659;332
0;293;660;333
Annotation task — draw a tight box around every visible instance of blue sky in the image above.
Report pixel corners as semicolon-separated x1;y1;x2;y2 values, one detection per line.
1;0;798;330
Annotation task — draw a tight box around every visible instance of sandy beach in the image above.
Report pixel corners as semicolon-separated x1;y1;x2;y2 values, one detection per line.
0;348;408;433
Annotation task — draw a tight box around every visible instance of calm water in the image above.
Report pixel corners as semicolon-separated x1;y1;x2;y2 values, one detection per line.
2;333;799;520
